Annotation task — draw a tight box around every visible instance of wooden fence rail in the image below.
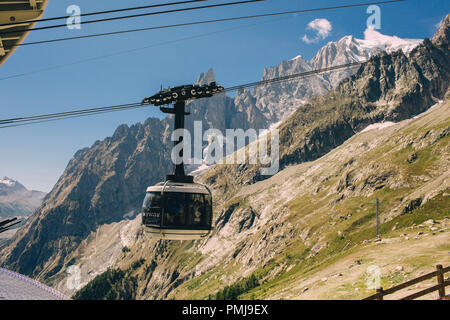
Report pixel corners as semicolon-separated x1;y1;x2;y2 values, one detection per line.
363;265;450;300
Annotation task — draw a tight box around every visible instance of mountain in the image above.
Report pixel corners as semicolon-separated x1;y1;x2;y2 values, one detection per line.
236;28;422;125
209;24;448;186
95;92;447;301
311;29;422;71
0;69;269;278
196;69;217;86
0;177;46;220
310;29;422;88
65;18;449;299
252;55;331;123
0;17;447;298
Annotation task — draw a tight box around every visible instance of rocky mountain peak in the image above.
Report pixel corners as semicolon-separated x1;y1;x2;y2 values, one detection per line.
432;14;450;46
0;177;15;186
0;177;25;191
112;123;130;141
263;56;311;80
196;68;216;85
360;28;423;54
0;177;45;220
248;29;424;124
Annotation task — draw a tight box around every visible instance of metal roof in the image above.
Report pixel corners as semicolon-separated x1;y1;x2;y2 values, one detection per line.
147;182;210;194
0;0;49;67
0;267;69;300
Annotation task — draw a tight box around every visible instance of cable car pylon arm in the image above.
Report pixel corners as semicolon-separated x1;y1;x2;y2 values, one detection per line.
141;82;224;183
141;82;224;106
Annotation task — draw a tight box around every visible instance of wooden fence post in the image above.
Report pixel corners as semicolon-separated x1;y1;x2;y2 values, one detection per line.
436;265;445;299
376;287;384;300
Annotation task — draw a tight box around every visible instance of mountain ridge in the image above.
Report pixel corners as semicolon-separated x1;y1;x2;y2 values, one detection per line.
246;28;422;124
70;88;450;300
73;17;449;300
0;20;447;297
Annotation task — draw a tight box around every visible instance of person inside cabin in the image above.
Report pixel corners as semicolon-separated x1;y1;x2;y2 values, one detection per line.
192;199;203;225
167;194;184;226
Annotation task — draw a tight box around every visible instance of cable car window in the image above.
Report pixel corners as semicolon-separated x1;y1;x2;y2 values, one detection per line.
143;192;162;226
143;192;162;209
204;194;212;225
163;193;211;229
187;194;206;226
165;193;186;226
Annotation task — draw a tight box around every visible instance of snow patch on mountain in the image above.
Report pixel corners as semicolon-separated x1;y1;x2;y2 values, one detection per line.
241;29;423;124
359;28;422;54
0;177;17;187
290;54;303;61
361;121;396;133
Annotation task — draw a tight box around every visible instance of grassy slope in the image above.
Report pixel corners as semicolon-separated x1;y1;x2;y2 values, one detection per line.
167;98;449;300
75;98;449;301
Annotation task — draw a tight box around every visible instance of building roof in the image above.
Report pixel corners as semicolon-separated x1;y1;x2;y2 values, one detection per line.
0;267;69;300
0;0;49;67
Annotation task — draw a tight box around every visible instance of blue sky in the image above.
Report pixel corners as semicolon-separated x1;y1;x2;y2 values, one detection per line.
0;0;448;192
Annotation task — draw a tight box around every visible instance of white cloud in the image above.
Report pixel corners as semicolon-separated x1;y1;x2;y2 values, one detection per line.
302;34;316;44
302;18;332;44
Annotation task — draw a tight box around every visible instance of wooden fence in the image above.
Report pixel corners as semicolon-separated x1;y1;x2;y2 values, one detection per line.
363;265;450;300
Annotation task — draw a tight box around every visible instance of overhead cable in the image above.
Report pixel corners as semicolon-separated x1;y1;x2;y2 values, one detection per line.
0;61;364;128
0;0;265;35
15;0;404;47
0;0;211;27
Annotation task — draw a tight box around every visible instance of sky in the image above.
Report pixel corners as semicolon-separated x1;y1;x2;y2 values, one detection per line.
0;0;448;192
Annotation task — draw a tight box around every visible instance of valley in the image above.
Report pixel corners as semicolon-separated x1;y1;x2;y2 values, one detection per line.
1;13;448;301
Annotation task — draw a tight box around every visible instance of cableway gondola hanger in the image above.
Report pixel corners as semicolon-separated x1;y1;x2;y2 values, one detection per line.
140;82;224;240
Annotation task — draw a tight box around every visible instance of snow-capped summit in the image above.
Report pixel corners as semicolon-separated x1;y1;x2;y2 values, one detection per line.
0;177;24;191
0;177;45;219
0;177;16;187
245;29;424;123
359;28;422;54
310;29;422;86
312;28;422;67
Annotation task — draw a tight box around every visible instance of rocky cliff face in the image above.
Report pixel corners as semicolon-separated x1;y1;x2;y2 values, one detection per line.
0;18;447;297
207;21;449;187
241;28;422;124
252;56;331;122
0;69;270;278
61;17;450;299
0;118;171;276
80;88;449;301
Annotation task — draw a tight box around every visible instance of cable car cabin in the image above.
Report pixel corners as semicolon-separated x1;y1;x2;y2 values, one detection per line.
142;181;213;240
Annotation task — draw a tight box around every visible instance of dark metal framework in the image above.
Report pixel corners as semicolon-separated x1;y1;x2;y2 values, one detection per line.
140;82;222;238
142;82;224;182
0;217;21;234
